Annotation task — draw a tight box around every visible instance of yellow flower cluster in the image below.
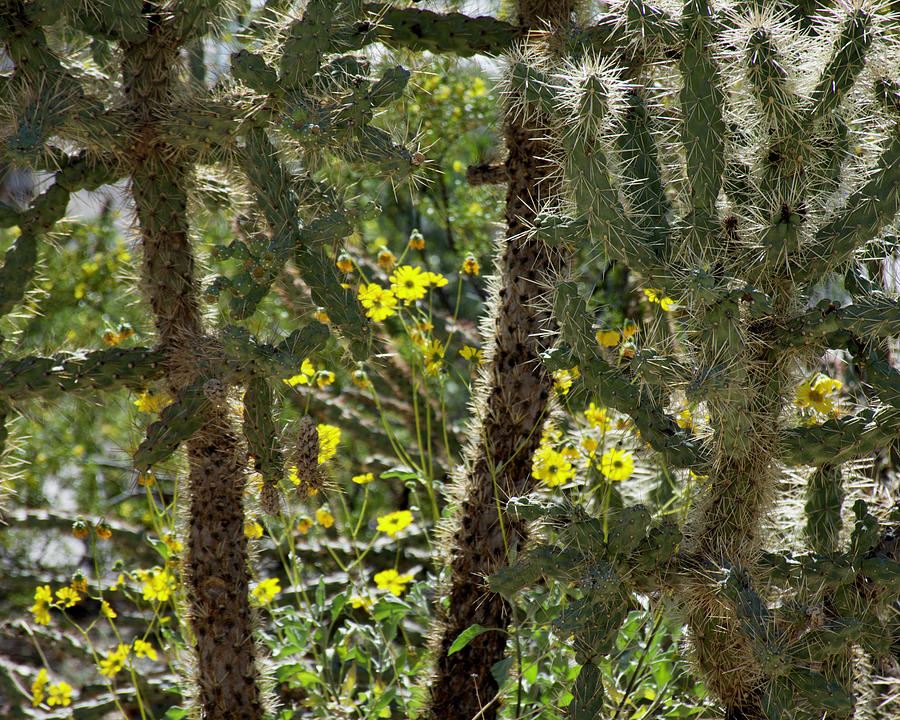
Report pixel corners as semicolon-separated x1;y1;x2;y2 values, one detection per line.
138;568;175;603
316;508;335;528
317;424;340;463
32;669;73;707
552;367;579;395
283;358;335;388
584;403;611;431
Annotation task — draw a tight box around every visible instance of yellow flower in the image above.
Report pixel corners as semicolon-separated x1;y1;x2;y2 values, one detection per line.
109;573;125;592
390;265;430;304
314;307;330;323
133;389;170;413
532;446;574;488
96;521;112;540
317;424;340;463
795;375;842;414
580;435;599;459
32;668;48;706
30;601;51;624
336;253;354;273
376;510;413;538
138;472;155;486
408;230;425;250
352;370;370;389
283;358;316;387
422;339;445;376
352;473;374;485
244;520;264;539
72;518;89;539
251;577;282;605
34;585;52;604
553;367;579;395
599;448;634;482
622;322;638;339
71;572;88;593
47;681;73;707
676;408;695;431
141;568;175;603
98;644;129;678
425;271;448;288
316;508;335;528
297;517;313;534
55;587;80;608
316;370;335;388
462;255;480;275
133;638;158;660
596;329;620;347
643;288;676;311
358;283;397;322
101;601;117;619
103;330;121;346
585;403;611;431
349;595;374;610
373;569;414;596
377;248;397;270
459;346;484;364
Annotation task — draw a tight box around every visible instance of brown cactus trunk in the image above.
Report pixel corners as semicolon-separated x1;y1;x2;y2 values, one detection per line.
427;3;575;719
122;9;262;720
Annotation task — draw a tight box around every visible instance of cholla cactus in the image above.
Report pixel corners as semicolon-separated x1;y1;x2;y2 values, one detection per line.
0;1;420;717
489;0;900;717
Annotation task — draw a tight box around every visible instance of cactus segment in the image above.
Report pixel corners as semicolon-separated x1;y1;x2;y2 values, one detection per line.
808;8;872;123
367;65;411;107
623;0;680;48
805;465;843;555
781;406;900;466
744;27;796;130
279;0;333;86
679;0;726;219
242;377;284;487
860;359;900;408
0;231;37;320
0;4;65;77
367;3;518;57
221;324;329;379
800;130;900;278
133;383;211;472
0;347;166;400
569;662;604;720
231;50;279;94
619;90;670;251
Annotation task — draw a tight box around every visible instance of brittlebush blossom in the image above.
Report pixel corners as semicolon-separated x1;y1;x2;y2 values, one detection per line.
374;569;413;596
532;446;574;488
358;283;397;321
462;255;479;275
459;346;483;364
317;424;340;463
55;587;80;608
596;329;620;347
585;403;611;431
599;448;634;482
133;389;170;413
283;358;316;387
297;517;313;534
390;265;430;304
377;510;413;538
140;568;175;603
315;508;334;528
47;681;73;707
32;669;47;706
251;578;282;606
795;375;842;414
353;473;374;485
98;644;129;678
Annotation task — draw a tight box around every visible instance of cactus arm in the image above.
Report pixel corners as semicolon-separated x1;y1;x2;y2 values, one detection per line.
805;465;844;556
618;89;671;254
679;0;726;222
0;348;166;401
807;8;872;123
363;3;519;57
774;297;900;349
133;383;210;472
797;129;900;279
623;0;680;48
237;129;370;355
782;407;900;466
242;377;284;487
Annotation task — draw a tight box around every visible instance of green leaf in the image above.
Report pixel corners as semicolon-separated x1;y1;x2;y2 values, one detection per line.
448;623;490;655
491;657;514;686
